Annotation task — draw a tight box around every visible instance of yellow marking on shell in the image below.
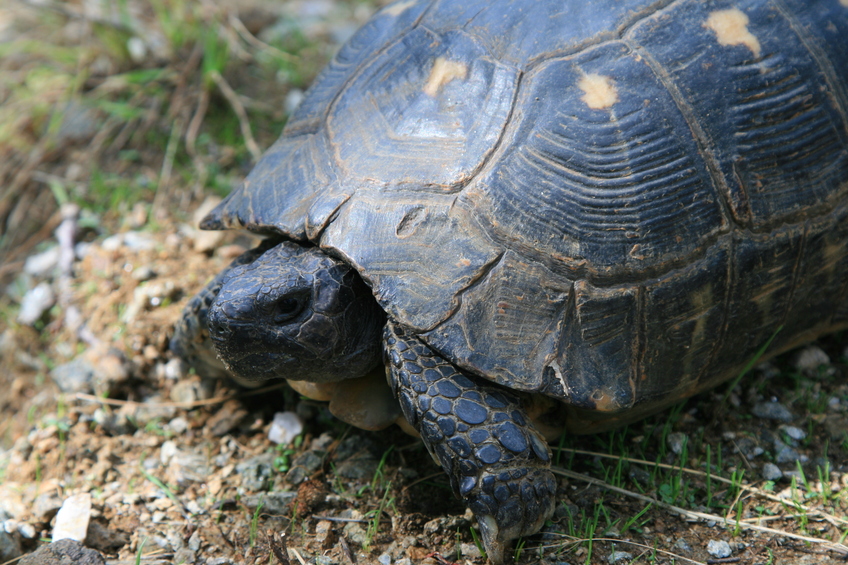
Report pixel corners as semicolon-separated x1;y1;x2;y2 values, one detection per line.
578;73;618;110
841;0;848;8
590;388;622;412
705;8;762;58
382;0;416;16
423;57;467;96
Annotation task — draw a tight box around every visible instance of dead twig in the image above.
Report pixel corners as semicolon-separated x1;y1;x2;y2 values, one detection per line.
209;70;262;162
229;14;298;63
554;447;848;528
538;535;706;565
551;467;848;557
72;382;288;409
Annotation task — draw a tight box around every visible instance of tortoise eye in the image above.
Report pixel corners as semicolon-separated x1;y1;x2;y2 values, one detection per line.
273;297;304;324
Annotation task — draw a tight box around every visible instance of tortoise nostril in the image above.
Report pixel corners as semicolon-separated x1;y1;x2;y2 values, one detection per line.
207;307;229;337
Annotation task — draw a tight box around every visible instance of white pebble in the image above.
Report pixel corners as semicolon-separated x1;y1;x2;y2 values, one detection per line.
707;540;732;558
52;493;92;542
268;412;304;445
17;282;56;325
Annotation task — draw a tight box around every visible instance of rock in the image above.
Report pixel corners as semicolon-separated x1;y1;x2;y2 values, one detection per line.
779;425;806;442
666;432;687;455
707;540;732;559
241;492;296;515
673;538;692;554
32;493;63;521
762;463;783;481
24;247;61;277
0;529;22;563
752;401;794;423
608;549;633;563
378;552;391;565
169;377;214;404
50;347;130;396
773;440;801;464
207;400;249;437
792;346;829;374
236;454;275;491
102;231;156;252
167;417;188;435
460;543;482;559
131;265;156;281
286;450;324;485
335;455;379;481
18;282;56;325
55;101;101;143
268;412;304;445
84;521;129;553
173;548;196;564
52;493;91;542
93;408;134;436
160;442;211;486
19;539;105;565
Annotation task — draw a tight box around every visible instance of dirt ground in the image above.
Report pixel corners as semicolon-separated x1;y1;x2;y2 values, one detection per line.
1;2;847;565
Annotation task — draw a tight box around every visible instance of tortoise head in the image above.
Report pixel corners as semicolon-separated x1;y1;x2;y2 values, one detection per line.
207;241;385;383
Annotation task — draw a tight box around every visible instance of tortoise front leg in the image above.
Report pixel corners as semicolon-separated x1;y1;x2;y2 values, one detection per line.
384;322;556;564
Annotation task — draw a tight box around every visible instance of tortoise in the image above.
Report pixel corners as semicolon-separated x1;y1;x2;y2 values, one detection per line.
172;0;848;561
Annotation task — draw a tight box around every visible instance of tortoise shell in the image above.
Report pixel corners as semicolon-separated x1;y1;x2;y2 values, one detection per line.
203;0;848;431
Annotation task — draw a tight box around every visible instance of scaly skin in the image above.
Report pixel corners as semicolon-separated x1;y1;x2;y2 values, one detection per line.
384;322;556;564
175;240;557;563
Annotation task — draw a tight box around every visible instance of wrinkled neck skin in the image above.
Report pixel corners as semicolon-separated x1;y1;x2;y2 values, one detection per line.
206;240;386;383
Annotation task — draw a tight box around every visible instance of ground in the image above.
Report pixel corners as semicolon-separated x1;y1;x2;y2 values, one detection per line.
0;2;847;565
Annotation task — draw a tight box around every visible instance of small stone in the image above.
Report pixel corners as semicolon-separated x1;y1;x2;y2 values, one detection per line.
378;552;391;565
127;37;147;63
667;432;687;455
188;529;202;552
315;519;335;547
236;454;275;491
52;493;92;542
773;440;801;464
173;548;196;564
23;247;61;277
164;358;187;380
707;540;732;558
779;425;806;441
93;408;134;436
268;412;304;445
673;538;692;554
15;522;36;539
131;265;156;281
241;492;296;515
285;89;305;115
18;282;56;325
793;346;829;374
32;493;63;521
193;230;225;254
628;466;651;485
459;543;482;559
762;463;782;481
752;401;794;423
0;529;22;563
160;443;212;486
167;417;188;435
19;539;105;565
607;549;633;563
